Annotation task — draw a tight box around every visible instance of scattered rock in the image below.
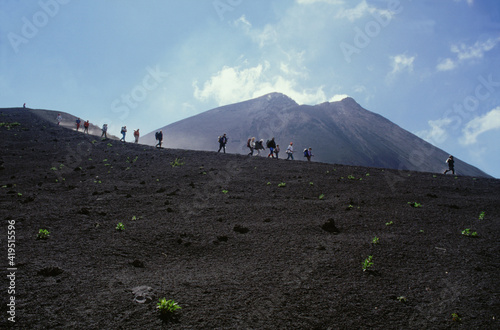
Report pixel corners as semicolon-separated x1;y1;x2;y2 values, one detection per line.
233;225;249;234
131;286;154;304
321;218;339;234
130;259;145;268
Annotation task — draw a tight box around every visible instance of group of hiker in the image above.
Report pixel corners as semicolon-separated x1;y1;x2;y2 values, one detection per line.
245;136;313;161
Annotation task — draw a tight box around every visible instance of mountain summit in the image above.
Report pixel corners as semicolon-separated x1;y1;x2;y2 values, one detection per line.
143;93;490;177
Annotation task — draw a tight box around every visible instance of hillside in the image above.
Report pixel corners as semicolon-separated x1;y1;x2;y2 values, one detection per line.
142;93;491;178
1;108;499;329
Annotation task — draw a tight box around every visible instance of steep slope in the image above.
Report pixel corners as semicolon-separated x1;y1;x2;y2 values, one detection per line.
0;108;499;329
143;94;491;178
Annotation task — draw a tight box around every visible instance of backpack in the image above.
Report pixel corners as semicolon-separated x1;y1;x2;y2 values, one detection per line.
266;140;271;148
155;132;159;140
247;138;251;147
304;149;308;157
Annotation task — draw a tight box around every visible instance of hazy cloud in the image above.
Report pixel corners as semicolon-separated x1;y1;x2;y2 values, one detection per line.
437;37;500;71
416;118;453;144
193;63;329;106
460;107;500;145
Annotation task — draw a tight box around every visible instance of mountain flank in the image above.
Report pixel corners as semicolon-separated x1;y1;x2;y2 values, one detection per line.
143;93;491;178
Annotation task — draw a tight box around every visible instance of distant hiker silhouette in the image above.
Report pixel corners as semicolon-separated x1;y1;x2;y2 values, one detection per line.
120;126;127;142
286;142;294;160
134;129;140;143
267;138;276;158
155;130;163;148
247;137;255;156
56;113;62;125
23;103;26;108
444;155;455;175
76;118;81;131
218;133;228;153
304;147;313;161
84;120;89;134
101;124;108;139
274;144;280;159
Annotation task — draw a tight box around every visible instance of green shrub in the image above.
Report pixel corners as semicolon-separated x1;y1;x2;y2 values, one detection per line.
37;229;50;239
157;298;181;314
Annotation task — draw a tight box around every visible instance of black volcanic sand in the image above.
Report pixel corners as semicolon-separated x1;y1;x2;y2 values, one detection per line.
1;108;499;329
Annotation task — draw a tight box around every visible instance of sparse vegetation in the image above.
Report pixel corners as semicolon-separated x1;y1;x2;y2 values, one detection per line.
0;122;21;130
348;175;356;180
116;222;125;231
385;221;394;226
37;229;50;239
278;182;286;187
461;228;478;237
478;211;485;220
318;194;325;200
397;296;407;303
451;313;461;322
408;202;422;208
170;158;185;167
372;236;379;244
222;189;228;194
362;255;374;272
157;298;181;315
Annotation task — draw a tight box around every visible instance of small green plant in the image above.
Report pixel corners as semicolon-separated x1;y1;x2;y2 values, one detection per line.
451;313;461;322
309;182;314;186
478;211;485;220
365;173;370;176
347;175;356;180
385;221;394;226
170;158;185;167
267;181;271;185
372;236;379;244
461;228;478;237
37;229;50;239
362;255;374;272
397;296;407;303
116;222;125;231
347;204;354;210
278;182;286;187
408;202;422;208
222;189;228;194
157;298;181;314
107;143;113;147
318;194;325;200
50;166;58;171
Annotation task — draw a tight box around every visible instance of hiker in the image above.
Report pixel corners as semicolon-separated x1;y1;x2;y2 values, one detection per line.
83;120;90;134
57;113;62;125
255;139;265;156
23;103;26;108
247;137;256;156
267;138;276;158
101;124;108;139
444;155;455;175
120;126;127;142
286;142;294;160
304;147;313;161
274;144;280;159
155;130;163;148
218;133;228;153
76;118;81;131
133;129;140;143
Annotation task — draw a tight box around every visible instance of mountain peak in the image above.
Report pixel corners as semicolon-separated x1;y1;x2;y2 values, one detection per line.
258;92;298;107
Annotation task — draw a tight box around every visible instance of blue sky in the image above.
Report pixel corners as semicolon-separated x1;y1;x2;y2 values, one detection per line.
1;0;499;177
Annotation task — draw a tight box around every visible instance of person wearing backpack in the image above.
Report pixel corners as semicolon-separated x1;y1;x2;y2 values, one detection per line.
218;133;228;153
286;142;294;160
101;124;108;139
133;129;140;143
267;138;277;158
120;126;127;142
84;120;90;134
304;147;313;161
247;137;255;156
274;144;280;159
444;155;455;175
76;118;81;131
155;130;163;148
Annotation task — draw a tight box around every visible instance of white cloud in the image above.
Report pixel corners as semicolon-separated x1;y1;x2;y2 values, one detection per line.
460;107;500;145
329;94;350;102
193;63;330;106
390;54;415;74
436;58;457;71
437;37;500;71
453;0;474;6
416;118;453;144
